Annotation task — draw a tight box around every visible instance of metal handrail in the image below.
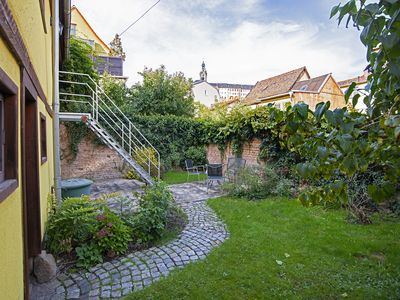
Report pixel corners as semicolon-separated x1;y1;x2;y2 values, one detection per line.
59;71;160;179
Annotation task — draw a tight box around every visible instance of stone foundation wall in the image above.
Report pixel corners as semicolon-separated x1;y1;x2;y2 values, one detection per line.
206;139;264;167
60;124;129;181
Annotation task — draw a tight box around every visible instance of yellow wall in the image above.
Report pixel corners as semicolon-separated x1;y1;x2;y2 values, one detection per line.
71;7;110;56
293;77;345;110
0;0;55;298
0;36;24;300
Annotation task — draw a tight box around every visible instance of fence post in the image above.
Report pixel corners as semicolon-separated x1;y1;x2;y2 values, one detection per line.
95;84;99;121
121;123;125;149
148;156;151;177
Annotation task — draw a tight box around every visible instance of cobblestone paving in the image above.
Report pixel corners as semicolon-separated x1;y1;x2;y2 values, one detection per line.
31;181;228;299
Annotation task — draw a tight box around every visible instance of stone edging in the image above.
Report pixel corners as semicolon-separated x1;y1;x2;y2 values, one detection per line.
32;186;228;299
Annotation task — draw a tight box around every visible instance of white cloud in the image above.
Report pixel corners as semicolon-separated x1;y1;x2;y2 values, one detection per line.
71;0;366;85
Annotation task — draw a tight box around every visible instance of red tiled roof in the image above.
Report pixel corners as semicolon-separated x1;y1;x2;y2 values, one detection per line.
244;66;309;104
337;72;369;88
292;74;330;93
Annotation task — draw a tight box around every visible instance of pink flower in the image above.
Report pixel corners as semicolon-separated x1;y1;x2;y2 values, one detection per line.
107;222;113;228
97;228;108;238
96;214;106;221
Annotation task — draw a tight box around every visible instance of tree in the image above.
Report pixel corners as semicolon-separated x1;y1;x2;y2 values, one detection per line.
127;66;195;117
99;72;128;108
285;0;399;212
109;34;126;61
62;37;98;79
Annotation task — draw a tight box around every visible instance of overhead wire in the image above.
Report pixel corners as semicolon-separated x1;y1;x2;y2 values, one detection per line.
119;0;162;36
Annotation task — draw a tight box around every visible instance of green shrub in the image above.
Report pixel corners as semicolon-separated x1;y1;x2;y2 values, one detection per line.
132;146;159;178
183;146;207;167
46;195;132;266
223;165;294;200
46;197;101;255
92;209;132;257
131;182;174;243
125;169;140;180
76;242;103;268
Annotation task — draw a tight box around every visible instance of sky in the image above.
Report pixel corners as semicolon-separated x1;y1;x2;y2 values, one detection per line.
71;0;367;85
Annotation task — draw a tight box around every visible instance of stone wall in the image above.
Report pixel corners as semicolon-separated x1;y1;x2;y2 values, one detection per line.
207;139;264;167
60;124;129;181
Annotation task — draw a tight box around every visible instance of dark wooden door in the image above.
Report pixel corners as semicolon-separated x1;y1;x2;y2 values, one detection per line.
22;86;42;267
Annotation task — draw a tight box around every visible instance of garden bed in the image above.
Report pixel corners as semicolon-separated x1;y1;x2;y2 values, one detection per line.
45;183;188;272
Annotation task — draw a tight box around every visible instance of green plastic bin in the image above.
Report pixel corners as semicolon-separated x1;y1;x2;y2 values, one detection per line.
61;178;93;198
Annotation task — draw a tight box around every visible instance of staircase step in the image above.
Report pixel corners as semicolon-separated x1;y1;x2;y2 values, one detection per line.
86;119;154;185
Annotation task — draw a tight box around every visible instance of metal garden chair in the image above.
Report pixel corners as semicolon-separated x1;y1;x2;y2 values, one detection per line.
225;157;246;182
185;159;205;182
206;163;225;192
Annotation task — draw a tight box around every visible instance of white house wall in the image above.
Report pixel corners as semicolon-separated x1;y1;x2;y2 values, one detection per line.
192;81;220;107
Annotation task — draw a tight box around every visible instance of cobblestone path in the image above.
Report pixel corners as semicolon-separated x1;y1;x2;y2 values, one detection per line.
31;182;228;299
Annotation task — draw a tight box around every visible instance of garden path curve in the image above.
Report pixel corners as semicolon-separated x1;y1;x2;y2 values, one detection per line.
31;181;228;299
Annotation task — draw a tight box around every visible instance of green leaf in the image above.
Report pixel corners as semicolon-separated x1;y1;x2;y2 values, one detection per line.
330;4;341;19
294;102;309;119
317;146;328;159
325;110;336;126
365;3;379;15
352;94;360;108
360;22;372;45
315;102;330;121
345;82;356;103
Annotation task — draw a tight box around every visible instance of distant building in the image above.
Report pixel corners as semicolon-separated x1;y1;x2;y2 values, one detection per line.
71;6;125;78
244;66;345;110
192;61;253;107
211;83;254;100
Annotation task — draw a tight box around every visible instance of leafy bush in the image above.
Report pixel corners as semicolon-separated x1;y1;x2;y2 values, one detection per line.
125;114;206;171
125;65;195;117
92;209;132;257
46;196;131;265
46;197;101;254
131;182;174;243
224;165;294;200
183;146;207;167
125;169;140;180
76;242;103;268
132;146;159;178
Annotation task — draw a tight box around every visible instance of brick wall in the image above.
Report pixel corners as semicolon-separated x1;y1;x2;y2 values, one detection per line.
207;139;264;167
60;124;129;181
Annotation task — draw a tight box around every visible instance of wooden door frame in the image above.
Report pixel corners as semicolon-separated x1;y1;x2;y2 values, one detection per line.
21;69;42;299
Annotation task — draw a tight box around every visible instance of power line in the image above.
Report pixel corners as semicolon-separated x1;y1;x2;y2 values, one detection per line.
119;0;162;36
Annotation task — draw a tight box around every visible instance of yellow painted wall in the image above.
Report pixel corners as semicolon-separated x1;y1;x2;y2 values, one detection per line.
8;0;54;106
0;0;56;298
293;77;345;110
0;35;24;300
71;7;110;56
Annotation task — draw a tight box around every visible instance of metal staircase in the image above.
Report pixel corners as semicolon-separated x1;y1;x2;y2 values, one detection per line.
59;71;160;184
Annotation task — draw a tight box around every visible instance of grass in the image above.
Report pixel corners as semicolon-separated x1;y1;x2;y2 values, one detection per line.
162;170;207;185
125;197;400;299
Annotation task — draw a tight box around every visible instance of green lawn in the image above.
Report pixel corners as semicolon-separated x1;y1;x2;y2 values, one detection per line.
126;197;400;299
162;170;207;185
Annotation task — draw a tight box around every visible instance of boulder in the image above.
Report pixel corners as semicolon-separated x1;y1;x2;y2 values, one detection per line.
33;251;57;283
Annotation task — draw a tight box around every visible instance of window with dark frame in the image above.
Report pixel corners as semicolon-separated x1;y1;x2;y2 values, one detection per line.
0;67;18;202
40;113;47;164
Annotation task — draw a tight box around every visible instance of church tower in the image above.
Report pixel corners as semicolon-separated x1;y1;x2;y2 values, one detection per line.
199;61;208;81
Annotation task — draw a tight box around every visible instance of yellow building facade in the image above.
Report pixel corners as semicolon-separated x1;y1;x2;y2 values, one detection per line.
71;5;110;56
70;6;125;77
0;0;69;298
